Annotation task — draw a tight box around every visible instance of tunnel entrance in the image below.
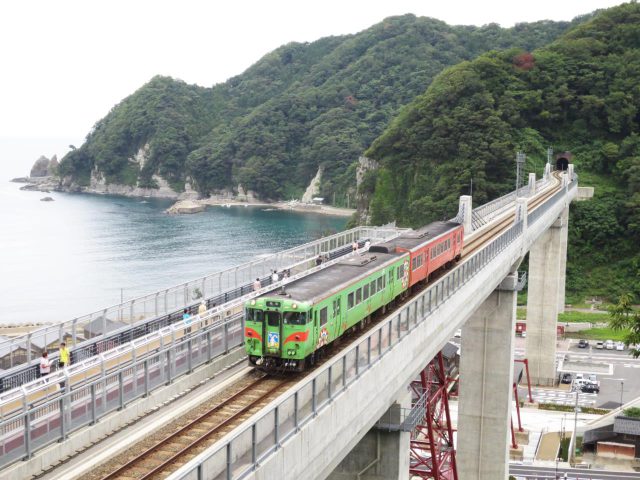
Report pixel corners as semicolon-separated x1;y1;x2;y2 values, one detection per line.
556;157;569;171
555;152;572;171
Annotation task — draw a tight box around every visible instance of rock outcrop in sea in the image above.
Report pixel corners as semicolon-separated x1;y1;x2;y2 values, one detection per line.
30;155;58;177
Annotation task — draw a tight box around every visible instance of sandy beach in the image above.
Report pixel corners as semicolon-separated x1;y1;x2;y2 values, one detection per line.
167;197;355;217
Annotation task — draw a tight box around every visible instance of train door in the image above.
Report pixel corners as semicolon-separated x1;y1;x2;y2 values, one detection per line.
333;297;343;336
264;310;282;357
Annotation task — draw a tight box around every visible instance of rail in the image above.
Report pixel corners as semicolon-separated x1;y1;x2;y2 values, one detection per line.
169;175;578;480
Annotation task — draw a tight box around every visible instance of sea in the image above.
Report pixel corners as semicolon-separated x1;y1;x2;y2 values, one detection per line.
0;157;347;325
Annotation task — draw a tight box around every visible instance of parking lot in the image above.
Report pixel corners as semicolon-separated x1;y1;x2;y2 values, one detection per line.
515;337;640;409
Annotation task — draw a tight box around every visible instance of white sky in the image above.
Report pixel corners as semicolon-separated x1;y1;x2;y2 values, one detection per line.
0;0;626;175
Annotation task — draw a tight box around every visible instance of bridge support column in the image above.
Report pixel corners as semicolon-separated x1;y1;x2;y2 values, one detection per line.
525;207;567;385
457;273;517;480
327;392;410;480
557;207;569;313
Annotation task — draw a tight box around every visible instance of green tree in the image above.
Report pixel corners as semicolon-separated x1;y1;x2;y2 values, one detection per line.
608;294;640;358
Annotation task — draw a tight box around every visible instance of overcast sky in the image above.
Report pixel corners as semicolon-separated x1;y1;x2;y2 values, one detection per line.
0;0;626;175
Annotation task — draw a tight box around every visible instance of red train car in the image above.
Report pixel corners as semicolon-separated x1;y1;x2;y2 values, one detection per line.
370;221;463;288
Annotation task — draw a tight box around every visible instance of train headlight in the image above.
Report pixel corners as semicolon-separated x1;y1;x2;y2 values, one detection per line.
250;300;256;306
292;303;297;309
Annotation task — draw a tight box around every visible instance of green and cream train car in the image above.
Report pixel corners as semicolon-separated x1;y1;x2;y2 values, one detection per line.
244;249;409;372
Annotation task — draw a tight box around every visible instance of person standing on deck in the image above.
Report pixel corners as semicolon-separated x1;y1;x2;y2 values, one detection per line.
58;343;70;369
40;351;52;377
198;300;207;316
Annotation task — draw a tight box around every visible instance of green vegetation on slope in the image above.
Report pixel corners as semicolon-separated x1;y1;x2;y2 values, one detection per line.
58;15;578;200
365;2;640;301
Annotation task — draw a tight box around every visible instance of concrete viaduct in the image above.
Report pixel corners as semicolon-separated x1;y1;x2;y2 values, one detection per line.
167;165;584;480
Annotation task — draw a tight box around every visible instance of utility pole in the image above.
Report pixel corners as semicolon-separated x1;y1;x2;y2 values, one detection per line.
620;380;625;409
516;151;525;197
571;390;580;463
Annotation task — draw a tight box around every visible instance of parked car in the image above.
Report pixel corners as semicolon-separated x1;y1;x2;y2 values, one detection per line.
581;383;600;393
454;329;461;338
605;339;615;350
616;341;625;351
578;339;589;348
596;341;604;349
561;373;572;384
572;379;590;390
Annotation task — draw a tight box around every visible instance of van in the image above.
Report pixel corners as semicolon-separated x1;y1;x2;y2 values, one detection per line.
596;341;604;349
572;378;594;391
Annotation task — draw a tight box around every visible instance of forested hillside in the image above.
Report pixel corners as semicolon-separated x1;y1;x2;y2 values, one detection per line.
58;14;580;201
364;2;640;301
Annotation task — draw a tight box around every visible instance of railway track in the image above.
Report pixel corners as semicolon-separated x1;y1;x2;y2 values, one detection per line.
462;171;563;257
97;375;291;480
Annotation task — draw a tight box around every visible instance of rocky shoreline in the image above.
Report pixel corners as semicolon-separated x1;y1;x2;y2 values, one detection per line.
11;176;355;217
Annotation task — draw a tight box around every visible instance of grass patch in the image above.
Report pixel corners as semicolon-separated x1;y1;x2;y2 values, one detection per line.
559;436;571;461
538;403;610;415
516;308;610;323
558;311;610;323
565;327;628;342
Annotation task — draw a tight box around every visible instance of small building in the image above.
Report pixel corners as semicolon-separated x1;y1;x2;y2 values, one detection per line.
29;332;74;354
583;416;640;458
83;316;128;339
311;197;324;205
0;336;33;370
441;341;460;374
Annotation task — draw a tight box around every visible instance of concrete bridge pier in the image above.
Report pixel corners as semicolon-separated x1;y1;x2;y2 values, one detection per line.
327;392;410;480
525;206;568;385
457;273;518;480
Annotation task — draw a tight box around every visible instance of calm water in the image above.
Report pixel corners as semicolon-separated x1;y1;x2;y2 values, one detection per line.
0;181;346;324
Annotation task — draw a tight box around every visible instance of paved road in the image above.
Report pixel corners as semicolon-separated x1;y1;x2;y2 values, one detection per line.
530;388;597;407
510;464;640;479
513;347;640;409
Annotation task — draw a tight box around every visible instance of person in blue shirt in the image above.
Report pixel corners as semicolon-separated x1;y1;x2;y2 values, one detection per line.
183;308;192;334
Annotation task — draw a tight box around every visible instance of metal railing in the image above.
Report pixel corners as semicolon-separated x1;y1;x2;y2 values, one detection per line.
0;226;403;386
0;241;362;393
170;175;576;480
375;388;429;433
0;248;378;414
0;313;244;468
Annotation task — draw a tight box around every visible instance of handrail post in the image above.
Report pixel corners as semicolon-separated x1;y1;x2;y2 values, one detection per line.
144;359;149;397
118;371;124;410
312;378;317;416
24;411;32;459
91;383;97;425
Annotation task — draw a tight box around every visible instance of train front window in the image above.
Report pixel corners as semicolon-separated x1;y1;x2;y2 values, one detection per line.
266;311;281;326
283;311;307;325
246;308;264;322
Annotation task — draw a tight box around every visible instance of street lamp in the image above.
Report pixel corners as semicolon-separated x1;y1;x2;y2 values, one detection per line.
620;380;625;410
571;390;580;463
